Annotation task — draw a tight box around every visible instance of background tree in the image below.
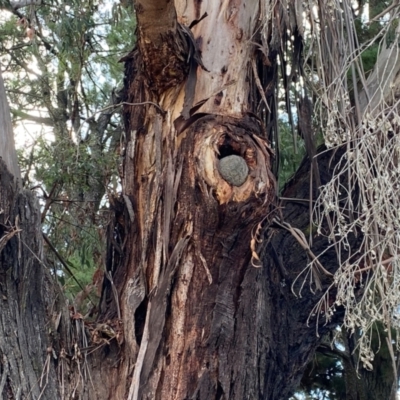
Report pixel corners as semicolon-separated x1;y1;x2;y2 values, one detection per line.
0;0;135;303
1;0;400;399
296;325;398;400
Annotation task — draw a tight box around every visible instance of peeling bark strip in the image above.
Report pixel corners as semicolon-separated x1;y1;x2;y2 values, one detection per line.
0;73;20;182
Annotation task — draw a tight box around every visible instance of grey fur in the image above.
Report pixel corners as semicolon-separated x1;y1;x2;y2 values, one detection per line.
218;155;249;186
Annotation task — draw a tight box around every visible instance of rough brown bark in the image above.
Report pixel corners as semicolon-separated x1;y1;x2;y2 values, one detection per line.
3;1;400;399
0;69;60;399
0;163;58;399
95;1;343;399
0;68;119;400
100;142;344;400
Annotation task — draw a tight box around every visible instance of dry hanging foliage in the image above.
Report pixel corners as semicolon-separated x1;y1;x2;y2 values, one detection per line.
265;0;400;369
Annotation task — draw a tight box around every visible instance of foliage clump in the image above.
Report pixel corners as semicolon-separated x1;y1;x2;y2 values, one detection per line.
0;1;136;312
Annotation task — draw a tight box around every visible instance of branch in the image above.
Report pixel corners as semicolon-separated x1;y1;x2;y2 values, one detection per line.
10;109;53;125
6;88;40;99
367;1;400;25
317;343;350;361
9;0;40;10
9;52;41;78
42;232;90;297
77;100;165;138
5;4;58;57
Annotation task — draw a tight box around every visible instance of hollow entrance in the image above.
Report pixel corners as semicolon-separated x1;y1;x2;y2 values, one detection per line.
217;134;243;159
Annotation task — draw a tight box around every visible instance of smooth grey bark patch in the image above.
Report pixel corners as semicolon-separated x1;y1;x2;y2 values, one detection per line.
218;155;249;186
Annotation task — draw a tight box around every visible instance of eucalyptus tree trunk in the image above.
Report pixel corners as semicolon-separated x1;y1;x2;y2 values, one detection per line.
96;1;340;399
118;1;274;398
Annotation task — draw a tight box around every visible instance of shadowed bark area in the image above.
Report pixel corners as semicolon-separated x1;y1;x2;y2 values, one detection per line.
0;67;60;398
0;162;60;398
261;149;345;399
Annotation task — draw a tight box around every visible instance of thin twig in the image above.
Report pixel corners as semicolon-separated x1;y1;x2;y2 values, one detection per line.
42;233;90;297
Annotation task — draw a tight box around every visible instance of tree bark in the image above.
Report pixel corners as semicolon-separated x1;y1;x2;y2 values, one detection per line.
96;1;342;399
343;326;397;400
0;72;20;181
0;70;62;399
3;1;400;399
